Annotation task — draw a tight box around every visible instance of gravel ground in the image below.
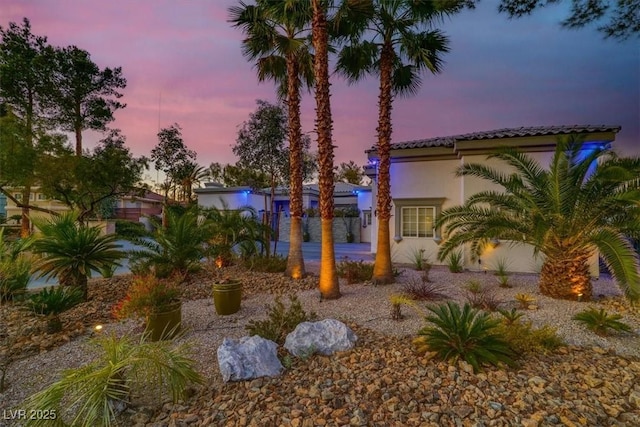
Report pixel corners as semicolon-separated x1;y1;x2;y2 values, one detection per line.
1;263;639;426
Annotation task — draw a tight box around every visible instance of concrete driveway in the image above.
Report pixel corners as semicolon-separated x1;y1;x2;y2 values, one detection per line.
271;241;372;261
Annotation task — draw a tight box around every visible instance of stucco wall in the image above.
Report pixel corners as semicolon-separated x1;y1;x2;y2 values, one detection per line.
278;217;362;243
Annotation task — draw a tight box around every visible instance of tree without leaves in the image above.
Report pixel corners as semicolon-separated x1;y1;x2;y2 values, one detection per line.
498;0;640;39
229;0;315;279
51;45;127;156
335;0;471;284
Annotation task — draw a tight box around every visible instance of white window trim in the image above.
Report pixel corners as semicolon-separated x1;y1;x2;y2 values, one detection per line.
393;197;445;242
400;206;435;238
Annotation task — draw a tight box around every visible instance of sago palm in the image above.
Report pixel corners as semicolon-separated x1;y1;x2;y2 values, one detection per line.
335;0;469;284
229;0;314;279
436;137;640;302
31;212;123;300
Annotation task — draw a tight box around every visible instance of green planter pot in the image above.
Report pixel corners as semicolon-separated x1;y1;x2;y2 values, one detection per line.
212;281;242;315
145;302;182;341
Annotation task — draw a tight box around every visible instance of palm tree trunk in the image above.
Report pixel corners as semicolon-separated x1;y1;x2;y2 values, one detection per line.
285;54;306;279
372;42;395;285
539;250;592;301
312;0;340;299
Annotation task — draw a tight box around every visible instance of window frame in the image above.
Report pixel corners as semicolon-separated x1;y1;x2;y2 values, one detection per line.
393;198;445;242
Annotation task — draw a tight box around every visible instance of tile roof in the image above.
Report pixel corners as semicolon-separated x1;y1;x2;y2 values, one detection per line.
367;125;621;152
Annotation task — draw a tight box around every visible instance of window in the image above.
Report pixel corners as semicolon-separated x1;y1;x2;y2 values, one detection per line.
13;193;22;201
401;207;435;238
393;197;445;241
38;194;47;200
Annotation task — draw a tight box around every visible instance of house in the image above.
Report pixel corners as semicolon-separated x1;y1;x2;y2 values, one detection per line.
195;182;373;243
365;125;621;274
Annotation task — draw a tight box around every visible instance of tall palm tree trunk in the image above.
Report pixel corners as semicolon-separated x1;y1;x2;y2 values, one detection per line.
539;249;593;301
372;43;395;285
312;0;340;299
285;55;306;279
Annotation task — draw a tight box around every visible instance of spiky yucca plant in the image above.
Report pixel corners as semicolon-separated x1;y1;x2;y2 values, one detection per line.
573;307;633;336
23;334;202;427
436;137;640;302
415;302;515;372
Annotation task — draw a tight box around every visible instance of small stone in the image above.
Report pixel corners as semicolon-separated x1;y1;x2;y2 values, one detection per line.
629;391;640;409
452;405;473;418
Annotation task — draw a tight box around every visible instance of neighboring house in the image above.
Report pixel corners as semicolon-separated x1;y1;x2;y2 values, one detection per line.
0;193;6;220
195;182;373;243
115;190;164;223
366;125;621;274
4;188;70;223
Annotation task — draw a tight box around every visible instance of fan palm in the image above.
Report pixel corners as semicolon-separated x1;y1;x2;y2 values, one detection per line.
31;212;123;300
229;0;314;280
436;137;640;302
335;0;469;284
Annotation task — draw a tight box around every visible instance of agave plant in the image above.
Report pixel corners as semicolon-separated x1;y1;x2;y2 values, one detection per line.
128;209;211;277
416;302;515;372
31;212;123;300
22;334;203;427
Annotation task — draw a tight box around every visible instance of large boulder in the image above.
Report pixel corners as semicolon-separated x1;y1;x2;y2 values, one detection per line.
217;335;283;382
284;319;358;358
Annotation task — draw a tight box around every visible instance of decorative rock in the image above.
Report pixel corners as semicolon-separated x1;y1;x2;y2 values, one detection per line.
217;335;283;382
629;391;640;409
284;319;358;357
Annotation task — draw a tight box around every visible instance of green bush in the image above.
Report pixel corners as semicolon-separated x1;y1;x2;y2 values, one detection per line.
336;257;374;284
447;251;464;273
573;307;633;336
415;302;515;373
25;286;84;333
22;334;202;427
115;220;149;239
246;295;317;345
243;254;288;273
496;319;565;355
0;230;33;303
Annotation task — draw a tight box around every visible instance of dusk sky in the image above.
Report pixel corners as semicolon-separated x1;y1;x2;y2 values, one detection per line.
2;0;638;178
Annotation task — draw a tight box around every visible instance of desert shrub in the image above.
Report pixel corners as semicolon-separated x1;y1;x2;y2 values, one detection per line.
389;294;415;320
464;281;502;311
497;308;524;325
22;334;202;427
246;295;317;345
0;230;33;303
408;247;430;271
514;293;536;309
414;302;515;373
447;251;464;273
336;257;373;284
573;307;633;336
402;277;447;301
492;257;512;288
243;254;288;273
496;319;565;355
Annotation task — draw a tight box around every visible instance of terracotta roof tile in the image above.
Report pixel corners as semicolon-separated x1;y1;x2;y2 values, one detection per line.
366;125;621;152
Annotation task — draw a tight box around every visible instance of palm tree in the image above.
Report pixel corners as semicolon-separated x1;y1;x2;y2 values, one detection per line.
435;138;640;302
335;0;467;284
175;161;208;203
229;1;314;280
31;212;123;300
128;209;211;277
311;0;340;299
